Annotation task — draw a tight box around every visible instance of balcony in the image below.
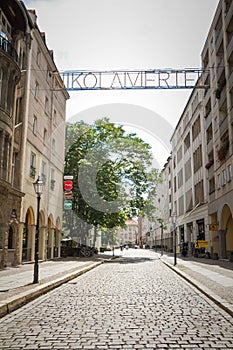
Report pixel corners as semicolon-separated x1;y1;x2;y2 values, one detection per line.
0;36;18;64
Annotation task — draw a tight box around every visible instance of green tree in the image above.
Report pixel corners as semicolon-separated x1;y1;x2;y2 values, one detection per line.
64;118;161;242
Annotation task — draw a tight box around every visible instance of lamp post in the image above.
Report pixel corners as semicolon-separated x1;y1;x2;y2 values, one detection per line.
174;224;177;266
33;176;44;284
160;223;164;256
172;213;177;266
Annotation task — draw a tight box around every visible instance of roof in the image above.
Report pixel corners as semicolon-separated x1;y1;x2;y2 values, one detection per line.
125;218;138;226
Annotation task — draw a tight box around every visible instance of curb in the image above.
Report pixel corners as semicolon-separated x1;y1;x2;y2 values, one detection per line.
161;258;233;318
0;261;103;318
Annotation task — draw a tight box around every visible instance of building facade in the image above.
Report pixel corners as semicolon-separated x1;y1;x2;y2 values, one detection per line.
170;87;209;255
0;0;27;267
155;0;233;259
117;218;138;247
201;0;233;258
0;1;69;267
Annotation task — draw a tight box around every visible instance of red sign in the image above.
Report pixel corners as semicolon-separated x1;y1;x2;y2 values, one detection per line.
64;191;73;200
64;180;72;191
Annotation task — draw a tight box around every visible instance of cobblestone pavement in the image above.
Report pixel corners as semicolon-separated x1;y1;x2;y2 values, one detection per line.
0;249;232;350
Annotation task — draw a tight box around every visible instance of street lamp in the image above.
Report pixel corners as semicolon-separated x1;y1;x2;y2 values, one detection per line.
33;176;44;284
174;224;177;266
160;223;164;256
172;213;177;266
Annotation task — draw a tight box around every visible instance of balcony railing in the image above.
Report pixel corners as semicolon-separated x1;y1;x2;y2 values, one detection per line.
0;35;18;63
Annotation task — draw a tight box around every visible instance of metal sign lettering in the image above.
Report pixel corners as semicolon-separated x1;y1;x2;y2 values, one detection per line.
58;68;209;91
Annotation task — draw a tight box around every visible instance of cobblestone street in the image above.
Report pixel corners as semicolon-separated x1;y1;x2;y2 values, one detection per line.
0;249;232;350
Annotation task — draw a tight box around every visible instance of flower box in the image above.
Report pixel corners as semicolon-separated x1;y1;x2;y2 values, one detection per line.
205;158;214;169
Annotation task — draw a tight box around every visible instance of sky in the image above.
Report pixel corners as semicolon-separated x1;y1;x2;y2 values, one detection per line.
23;0;219;168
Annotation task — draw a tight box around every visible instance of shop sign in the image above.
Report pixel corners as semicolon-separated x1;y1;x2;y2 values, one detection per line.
194;240;208;249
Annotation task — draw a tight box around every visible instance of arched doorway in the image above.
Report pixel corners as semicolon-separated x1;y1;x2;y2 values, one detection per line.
221;204;233;259
22;208;34;262
55;217;61;258
47;216;54;259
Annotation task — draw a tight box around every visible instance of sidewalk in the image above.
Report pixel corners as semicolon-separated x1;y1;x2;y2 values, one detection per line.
159;252;233;317
0;252;115;318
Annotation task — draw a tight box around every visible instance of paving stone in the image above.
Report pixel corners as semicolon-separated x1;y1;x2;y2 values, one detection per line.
0;250;232;349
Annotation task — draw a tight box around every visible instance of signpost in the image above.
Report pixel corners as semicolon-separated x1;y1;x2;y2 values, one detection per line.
64;176;73;210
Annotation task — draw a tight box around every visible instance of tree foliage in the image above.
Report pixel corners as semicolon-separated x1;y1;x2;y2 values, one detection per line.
64;118;161;241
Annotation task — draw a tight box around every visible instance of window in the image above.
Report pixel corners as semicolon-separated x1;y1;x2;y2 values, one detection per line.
173;155;176;169
177;146;182;164
174;176;177;192
193;145;202;172
178;169;183;188
0;12;11;41
30;152;36;178
206;125;213;144
34;81;39;99
184;133;190;152
53;109;57;125
36;48;41;66
192;115;201;141
43;128;47;144
41;161;47;184
15;97;22;125
209;177;215;194
32;116;37;135
178;196;184;215
52;138;55;154
227;164;232;182
185;158;191;181
45;96;49;114
222;169;227;186
217;174;221;189
51;169;55;190
185;189;193;212
194;180;204;205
